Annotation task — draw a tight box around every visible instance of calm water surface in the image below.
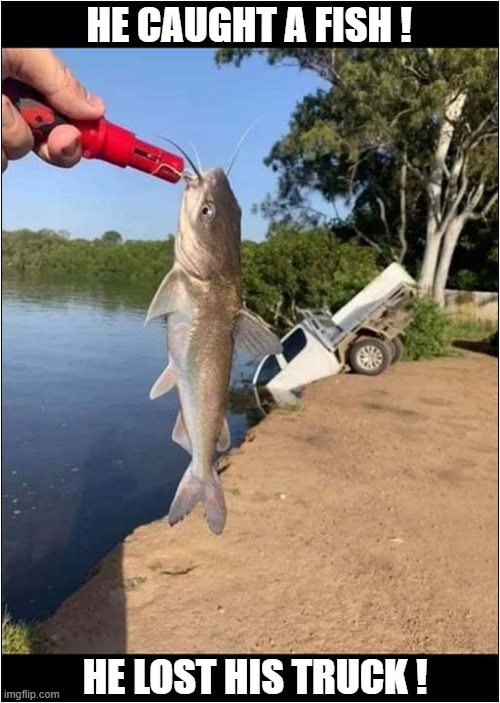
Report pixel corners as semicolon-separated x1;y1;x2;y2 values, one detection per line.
2;278;263;622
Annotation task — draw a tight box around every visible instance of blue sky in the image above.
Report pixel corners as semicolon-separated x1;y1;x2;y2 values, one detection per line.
2;48;331;241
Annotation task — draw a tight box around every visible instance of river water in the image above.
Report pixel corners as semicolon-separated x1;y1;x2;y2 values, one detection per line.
2;278;264;622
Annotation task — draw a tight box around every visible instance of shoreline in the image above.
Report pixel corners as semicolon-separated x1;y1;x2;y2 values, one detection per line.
39;350;498;655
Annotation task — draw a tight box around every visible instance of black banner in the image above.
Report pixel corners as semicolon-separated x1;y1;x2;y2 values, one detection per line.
1;654;499;702
0;2;498;49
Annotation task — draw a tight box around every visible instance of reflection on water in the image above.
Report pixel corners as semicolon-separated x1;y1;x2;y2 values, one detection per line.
2;277;263;622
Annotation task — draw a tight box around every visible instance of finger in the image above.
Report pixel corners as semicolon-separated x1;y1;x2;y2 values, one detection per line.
34;124;82;168
3;48;105;120
1;94;34;160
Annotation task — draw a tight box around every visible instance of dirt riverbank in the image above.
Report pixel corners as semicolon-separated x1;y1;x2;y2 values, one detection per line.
42;350;498;654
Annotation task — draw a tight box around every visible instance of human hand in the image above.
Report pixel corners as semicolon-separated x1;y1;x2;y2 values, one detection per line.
2;48;105;173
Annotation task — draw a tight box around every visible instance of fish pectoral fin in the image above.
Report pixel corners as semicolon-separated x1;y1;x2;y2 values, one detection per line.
172;411;192;455
233;308;283;359
145;268;183;324
217;418;231;452
149;363;177;400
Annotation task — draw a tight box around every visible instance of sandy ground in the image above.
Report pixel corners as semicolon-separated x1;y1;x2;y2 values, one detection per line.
43;349;498;654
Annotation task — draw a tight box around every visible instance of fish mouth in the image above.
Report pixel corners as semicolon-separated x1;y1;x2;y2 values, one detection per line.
183;170;202;185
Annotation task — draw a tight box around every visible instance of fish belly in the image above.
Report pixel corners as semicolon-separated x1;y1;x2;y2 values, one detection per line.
168;303;234;478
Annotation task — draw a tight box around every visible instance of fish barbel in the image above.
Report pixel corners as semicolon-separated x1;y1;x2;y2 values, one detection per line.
145;166;282;534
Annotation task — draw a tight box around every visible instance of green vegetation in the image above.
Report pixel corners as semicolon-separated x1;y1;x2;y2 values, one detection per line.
402;297;497;361
216;49;498;304
448;316;497;342
2;228;175;285
241;223;378;330
403;297;452;361
2;612;46;654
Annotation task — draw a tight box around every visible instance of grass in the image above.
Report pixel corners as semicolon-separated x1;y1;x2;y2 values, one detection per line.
2;611;47;654
447;316;497;342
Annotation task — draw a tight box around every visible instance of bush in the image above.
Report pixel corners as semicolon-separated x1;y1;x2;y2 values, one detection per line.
402;296;452;361
242;225;379;331
2;612;46;654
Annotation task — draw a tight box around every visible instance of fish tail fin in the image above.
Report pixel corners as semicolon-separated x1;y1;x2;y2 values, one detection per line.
168;464;226;535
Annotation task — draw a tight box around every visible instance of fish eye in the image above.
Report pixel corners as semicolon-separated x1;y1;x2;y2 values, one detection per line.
200;202;216;221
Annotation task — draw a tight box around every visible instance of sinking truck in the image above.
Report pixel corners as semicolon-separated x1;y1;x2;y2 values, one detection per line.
252;262;419;396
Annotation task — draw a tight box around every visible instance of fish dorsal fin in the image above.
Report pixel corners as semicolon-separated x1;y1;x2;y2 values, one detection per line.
149;363;177;400
145;268;183;324
233;309;283;359
217;418;231;452
172;411;192;455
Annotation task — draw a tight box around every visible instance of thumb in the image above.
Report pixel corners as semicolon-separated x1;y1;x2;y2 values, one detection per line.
2;48;105;120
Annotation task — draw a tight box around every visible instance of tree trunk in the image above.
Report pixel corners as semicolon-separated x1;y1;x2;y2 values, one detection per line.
432;215;467;306
421;91;467;296
419;234;442;293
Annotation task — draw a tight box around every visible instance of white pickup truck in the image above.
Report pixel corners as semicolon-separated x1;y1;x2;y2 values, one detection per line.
252;262;418;395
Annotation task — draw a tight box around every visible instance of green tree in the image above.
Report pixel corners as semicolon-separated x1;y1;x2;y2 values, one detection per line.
448;213;498;291
101;230;122;244
216;49;498;304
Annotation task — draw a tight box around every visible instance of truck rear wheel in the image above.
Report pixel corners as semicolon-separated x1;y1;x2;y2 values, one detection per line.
349;337;391;376
389;336;404;364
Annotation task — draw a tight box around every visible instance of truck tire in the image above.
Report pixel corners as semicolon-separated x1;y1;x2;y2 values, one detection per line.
389;336;404;364
349;337;391;376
